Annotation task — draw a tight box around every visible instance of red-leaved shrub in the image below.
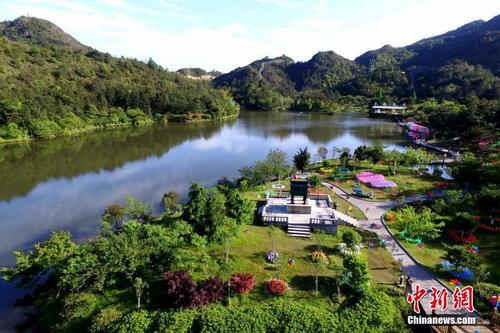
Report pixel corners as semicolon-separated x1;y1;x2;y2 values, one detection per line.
198;277;225;305
268;278;287;295
163;271;225;308
230;273;256;294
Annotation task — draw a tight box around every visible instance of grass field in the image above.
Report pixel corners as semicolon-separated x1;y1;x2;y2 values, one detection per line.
314;160;440;200
208;225;401;305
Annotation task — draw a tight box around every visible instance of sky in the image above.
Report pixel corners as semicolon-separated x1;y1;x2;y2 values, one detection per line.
1;0;499;72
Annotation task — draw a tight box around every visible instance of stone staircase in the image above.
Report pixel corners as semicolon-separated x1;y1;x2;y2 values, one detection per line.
332;210;359;227
287;224;311;238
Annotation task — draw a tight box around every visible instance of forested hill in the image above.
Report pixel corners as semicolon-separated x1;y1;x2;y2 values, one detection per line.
356;14;500;75
214;14;500;114
0;17;239;142
0;16;90;52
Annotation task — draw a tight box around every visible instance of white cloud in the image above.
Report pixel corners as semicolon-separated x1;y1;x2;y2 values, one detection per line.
3;0;500;72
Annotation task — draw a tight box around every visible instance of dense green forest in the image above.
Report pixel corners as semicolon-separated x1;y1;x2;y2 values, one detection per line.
214;15;500;139
0;17;239;142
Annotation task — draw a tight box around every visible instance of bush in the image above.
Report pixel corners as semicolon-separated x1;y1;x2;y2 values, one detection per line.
341;230;362;247
90;306;123;333
268;278;288;295
307;175;323;189
61;292;101;331
198;277;226;305
474;283;500;318
155;309;198;333
163;271;225;308
111;310;153;333
163;271;199;308
230;273;256;294
341;255;371;294
338;290;406;332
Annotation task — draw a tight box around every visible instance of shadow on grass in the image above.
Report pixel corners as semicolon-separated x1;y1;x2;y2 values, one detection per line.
289;275;337;297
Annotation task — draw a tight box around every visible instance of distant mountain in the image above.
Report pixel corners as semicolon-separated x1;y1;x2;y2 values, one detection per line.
0;16;90;51
177;68;223;80
215;14;500;111
356;15;500;75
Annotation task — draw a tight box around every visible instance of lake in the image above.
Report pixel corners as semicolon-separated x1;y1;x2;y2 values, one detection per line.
0;111;405;331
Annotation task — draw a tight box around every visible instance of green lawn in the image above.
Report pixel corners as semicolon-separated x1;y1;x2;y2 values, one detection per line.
208;225;401;305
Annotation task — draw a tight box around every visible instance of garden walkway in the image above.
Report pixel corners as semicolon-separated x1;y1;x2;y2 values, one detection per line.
322;181;495;332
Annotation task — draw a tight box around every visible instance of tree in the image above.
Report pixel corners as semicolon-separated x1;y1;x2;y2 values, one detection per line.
182;183;209;234
341;255;371;294
133;277;147;309
331;146;341;160
213;217;238;264
293;147;310;173
222;188;254;225
340;149;350;167
102;204;126;230
307;175;323;189
317;145;328;161
162;191;180;214
124;195;151;222
266;148;289;183
354;143;385;163
444;245;481;273
384;150;403;175
400;148;433;167
341;230;362;247
205;189;228;239
1;231;77;287
394;206;444;240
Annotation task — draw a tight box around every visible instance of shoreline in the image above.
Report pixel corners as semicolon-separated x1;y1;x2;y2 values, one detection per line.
0;112;239;146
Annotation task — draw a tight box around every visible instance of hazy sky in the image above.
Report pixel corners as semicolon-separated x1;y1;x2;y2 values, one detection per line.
1;0;499;72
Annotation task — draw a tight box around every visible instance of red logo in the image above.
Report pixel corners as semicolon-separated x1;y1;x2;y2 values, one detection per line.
429;287;448;311
453;286;475;312
407;284;475;314
407;284;427;313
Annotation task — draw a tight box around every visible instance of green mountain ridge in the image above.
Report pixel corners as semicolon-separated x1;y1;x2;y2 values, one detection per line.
0;16;90;52
0;16;239;142
215;14;500;112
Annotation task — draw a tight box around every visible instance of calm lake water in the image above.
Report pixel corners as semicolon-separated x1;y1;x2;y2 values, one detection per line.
0;111;405;331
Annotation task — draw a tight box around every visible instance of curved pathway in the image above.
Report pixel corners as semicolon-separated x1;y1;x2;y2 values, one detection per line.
322;181;495;332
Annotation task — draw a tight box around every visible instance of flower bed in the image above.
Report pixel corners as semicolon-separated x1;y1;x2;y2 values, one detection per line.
356;171;396;188
268;278;288;295
310;250;327;263
479;224;500;233
448;230;477;244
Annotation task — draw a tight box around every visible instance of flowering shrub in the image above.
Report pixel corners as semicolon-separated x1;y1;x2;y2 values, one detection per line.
310;250;327;263
268;278;287;295
307;188;325;195
230;273;256;294
385;211;396;222
356;171;396;188
266;251;279;263
337;243;362;256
